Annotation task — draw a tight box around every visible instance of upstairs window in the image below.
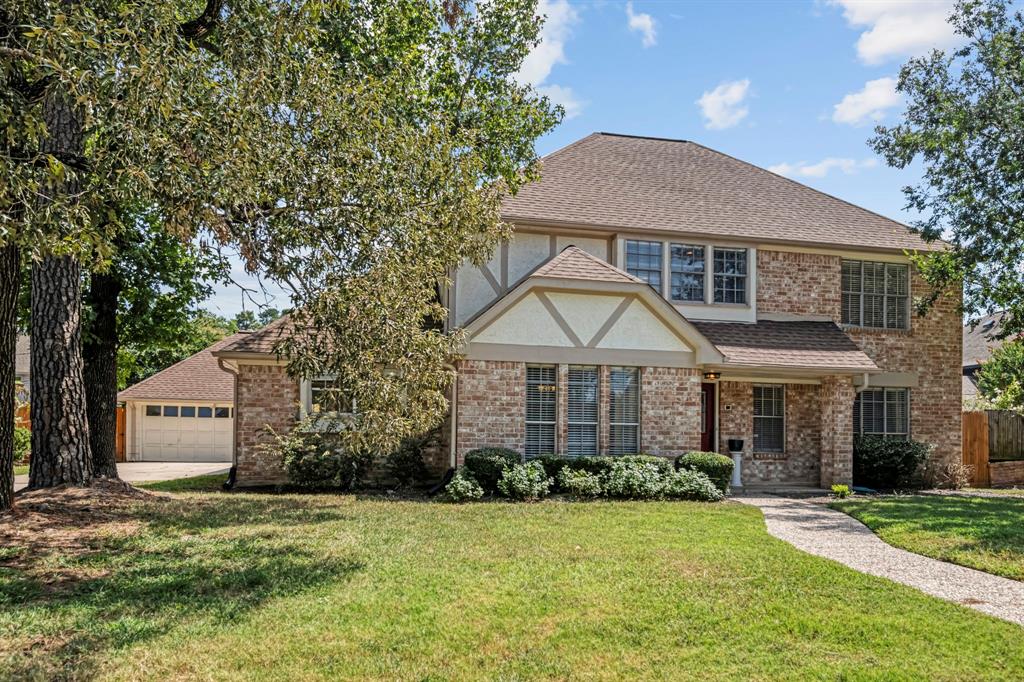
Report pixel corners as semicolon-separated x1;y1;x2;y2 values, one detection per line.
566;366;599;456
842;260;908;329
625;240;663;293
670;244;705;302
525;364;557;457
713;248;747;304
609;367;640;455
753;384;785;452
854;388;909;439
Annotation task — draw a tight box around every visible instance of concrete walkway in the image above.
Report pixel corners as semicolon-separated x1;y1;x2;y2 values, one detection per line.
14;462;229;493
738;495;1024;626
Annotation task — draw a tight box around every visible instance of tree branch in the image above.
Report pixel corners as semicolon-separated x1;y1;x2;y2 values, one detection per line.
179;0;224;41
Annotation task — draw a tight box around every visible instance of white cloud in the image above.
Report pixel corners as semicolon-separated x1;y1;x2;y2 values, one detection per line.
829;0;959;65
626;2;657;48
696;79;750;130
833;76;901;125
768;157;878;178
536;84;583;120
517;0;584;118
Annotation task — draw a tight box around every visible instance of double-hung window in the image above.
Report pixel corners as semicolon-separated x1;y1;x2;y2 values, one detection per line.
625;240;663;293
753;384;785;453
525;364;557;457
608;366;640;455
842;260;909;329
308;376;355;415
854;388;909;439
713;248;747;304
670;244;705;302
566;366;598;456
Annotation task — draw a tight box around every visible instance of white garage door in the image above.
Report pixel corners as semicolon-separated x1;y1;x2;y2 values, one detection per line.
140;403;233;462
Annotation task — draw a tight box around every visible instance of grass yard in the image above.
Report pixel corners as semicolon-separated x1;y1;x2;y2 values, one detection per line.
2;481;1024;681
967;487;1024;497
13;465;28;476
833;495;1024;581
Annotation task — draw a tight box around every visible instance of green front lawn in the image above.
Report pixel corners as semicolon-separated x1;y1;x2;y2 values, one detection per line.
12;465;28;476
833;495;1024;581
3;489;1024;680
968;487;1024;497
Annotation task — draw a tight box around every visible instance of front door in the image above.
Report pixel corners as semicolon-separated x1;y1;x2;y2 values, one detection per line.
700;383;716;451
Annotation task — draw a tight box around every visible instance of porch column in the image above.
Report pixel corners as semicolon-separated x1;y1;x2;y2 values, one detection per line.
819;375;854;487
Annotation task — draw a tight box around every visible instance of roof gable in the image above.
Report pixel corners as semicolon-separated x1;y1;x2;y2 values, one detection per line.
502;133;937;253
118;332;249;402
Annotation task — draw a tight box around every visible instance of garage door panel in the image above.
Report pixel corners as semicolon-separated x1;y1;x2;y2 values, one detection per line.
138;404;233;462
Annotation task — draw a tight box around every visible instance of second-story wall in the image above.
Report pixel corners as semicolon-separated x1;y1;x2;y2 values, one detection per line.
756;250;840;318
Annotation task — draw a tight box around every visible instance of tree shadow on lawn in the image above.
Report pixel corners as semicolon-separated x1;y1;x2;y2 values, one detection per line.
0;493;364;679
835;495;1024;572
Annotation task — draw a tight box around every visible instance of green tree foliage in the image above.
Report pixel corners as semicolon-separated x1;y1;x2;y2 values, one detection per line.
119;310;236;389
870;0;1024;335
976;339;1024;409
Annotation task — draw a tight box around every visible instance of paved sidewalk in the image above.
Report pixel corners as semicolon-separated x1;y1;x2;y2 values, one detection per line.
14;462;229;493
738;495;1024;626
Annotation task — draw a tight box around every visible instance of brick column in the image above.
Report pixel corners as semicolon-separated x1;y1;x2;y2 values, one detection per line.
820;375;854;487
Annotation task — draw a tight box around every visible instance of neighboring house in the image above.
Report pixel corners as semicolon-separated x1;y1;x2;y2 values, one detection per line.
214;133;962;488
118;333;249;462
15;334;30;399
962;313;1007;398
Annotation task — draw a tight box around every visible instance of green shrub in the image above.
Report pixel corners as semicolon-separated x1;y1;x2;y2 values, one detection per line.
663;469;724;501
445;467;484;502
13;426;30;465
557;467;603;498
853;435;931;489
620;454;674;476
532;454;569;483
601;459;665;499
498;461;552;501
385;435;430;488
263;427;372;490
675;451;734;494
564;456;617;478
464;448;521;493
831;484;851;499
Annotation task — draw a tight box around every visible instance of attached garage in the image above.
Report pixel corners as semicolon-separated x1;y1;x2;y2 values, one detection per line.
119;333;249;462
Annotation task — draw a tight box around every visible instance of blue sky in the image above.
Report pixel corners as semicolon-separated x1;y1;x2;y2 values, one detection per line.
205;0;961;316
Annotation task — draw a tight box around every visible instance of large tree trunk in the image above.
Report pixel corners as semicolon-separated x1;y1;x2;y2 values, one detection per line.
0;245;19;511
29;256;93;487
29;84;92;488
83;271;121;479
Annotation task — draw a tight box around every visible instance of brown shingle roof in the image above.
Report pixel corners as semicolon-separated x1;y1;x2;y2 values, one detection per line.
532;246;641;283
215;315;293;356
693;320;878;371
963;313;1014;368
502;133;938;253
118;332;249;402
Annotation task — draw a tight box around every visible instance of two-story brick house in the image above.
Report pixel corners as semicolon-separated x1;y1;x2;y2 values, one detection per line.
215;133;962;489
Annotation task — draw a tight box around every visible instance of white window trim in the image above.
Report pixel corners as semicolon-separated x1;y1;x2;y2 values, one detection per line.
608;366;641;456
753;384;786;454
300;376;357;432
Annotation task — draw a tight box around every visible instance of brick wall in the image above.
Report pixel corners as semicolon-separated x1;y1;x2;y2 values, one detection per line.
235;363;300;486
820;375;854;486
991;461;1024;488
640;366;702;456
757;250;841;318
455;359;525;464
454;360;701;461
845;272;962;470
718;380;822;485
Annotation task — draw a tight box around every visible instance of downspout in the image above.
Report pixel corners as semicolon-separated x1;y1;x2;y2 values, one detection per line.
855;372;871;393
217;357;239;490
444;362;458;470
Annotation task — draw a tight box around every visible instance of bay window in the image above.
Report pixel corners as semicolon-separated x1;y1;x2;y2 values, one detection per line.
525;364;557;456
566;365;599;456
609;366;640;455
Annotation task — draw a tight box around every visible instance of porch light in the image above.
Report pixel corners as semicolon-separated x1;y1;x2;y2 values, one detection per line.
703;371;721;381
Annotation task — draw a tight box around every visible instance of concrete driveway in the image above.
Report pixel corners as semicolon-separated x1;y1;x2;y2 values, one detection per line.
14;462;229;492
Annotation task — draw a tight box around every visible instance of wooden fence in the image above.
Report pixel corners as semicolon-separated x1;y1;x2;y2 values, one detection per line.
13;405;126;462
963;410;1024;488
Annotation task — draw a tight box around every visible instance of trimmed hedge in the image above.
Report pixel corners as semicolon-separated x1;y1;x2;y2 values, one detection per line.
498;462;552;501
853;435;931;489
675;451;734;494
464;448;522;493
